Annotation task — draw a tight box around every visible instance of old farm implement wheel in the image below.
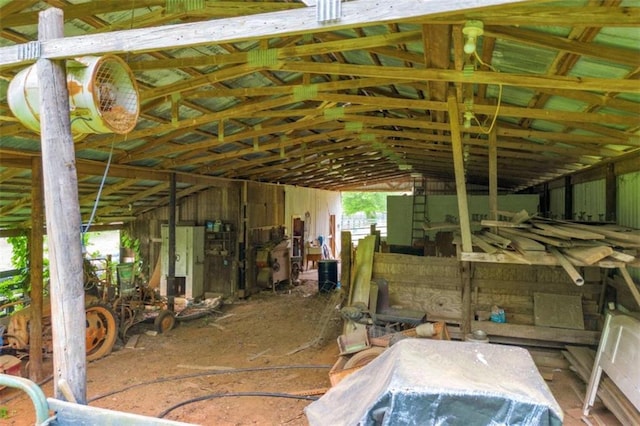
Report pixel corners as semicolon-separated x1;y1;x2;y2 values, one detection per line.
343;347;386;370
85;304;118;361
154;309;176;334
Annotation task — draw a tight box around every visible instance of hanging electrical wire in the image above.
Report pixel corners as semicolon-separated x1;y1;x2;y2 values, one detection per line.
82;137;115;235
472;51;503;135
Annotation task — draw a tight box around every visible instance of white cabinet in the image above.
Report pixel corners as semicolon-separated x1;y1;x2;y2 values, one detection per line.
160;225;205;300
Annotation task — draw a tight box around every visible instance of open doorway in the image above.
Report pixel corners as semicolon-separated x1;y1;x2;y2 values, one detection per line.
292;216;305;268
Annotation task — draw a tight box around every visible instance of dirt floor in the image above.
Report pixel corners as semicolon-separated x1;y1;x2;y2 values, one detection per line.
0;268;624;425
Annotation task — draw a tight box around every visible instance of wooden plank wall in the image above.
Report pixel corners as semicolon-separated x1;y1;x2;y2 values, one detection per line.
134;182;242;296
372;253;603;330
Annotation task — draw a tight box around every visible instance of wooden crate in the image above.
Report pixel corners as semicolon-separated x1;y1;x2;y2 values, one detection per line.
329;356;365;386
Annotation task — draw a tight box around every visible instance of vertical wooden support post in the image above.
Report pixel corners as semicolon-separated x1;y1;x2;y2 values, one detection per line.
448;93;473;339
37;7;86;403
605;164;616;222
541;183;550;218
370;223;380;252
564;175;573;220
167;173;176;312
447;94;472;253
340;231;352;297
29;157;44;382
460;261;474;339
488;126;498;222
238;182;248;295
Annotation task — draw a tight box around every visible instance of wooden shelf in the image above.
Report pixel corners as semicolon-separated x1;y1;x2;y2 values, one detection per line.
206;230;235;256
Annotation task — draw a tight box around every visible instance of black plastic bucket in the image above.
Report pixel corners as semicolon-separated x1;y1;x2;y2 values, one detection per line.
318;260;338;293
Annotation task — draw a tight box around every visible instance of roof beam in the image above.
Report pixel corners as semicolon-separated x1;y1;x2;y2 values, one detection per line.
422;6;639;26
484;26;639;68
275;62;640;93
0;0;532;69
128;30;422;71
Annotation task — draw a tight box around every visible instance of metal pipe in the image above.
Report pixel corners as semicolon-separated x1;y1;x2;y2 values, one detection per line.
0;374;50;424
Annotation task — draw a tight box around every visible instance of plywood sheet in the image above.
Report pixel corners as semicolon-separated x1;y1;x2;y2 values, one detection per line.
534;292;584;330
349;234;376;306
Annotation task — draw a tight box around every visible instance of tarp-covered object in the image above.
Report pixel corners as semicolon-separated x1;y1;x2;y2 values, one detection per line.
305;339;563;426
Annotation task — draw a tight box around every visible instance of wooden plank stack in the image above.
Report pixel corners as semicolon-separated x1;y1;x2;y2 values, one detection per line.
475;210;639;274
563;346;640;425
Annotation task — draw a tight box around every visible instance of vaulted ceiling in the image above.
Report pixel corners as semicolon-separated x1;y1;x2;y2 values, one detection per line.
0;0;638;229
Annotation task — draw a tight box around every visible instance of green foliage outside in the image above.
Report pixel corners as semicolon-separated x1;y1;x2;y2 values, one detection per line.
342;192;388;218
120;229;143;277
0;235;45;302
0;233;94;302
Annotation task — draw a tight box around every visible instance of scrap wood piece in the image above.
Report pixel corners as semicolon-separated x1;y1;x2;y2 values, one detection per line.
471;234;498;254
498;228;546;251
248;348;271;361
510;209;533;225
564;346;640;426
534;292;584;330
286;340;316;356
482;230;511;248
618;266;640;309
481;219;532;228
529;227;572;240
501;227;572;248
215;313;235;321
607;250;637;264
422;222;460;231
561;223;640;244
549;247;584;286
124;334;141;349
210;323;227;331
533;222;605;240
562;246;614;265
604;238;640;249
501;250;533;265
348;234;376;307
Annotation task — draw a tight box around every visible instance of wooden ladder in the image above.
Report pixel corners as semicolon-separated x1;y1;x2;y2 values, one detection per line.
411;176;428;247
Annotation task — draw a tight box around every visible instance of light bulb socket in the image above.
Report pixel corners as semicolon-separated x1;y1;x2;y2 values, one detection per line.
462;20;484;56
463;111;474;129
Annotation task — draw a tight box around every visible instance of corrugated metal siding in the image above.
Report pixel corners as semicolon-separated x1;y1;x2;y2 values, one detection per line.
617;171;640;228
618;171;640;282
573;179;606;222
549;187;565;219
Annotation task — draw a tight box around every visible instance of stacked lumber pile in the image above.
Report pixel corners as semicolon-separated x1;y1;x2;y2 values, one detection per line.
562;346;640;425
474;210;639;284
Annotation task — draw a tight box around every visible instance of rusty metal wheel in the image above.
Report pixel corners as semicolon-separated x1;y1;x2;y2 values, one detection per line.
154;309;176;334
85;303;118;361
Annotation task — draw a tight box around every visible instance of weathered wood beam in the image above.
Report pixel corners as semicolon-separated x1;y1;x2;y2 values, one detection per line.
423;6;639;26
448;92;473;252
28;156;44;381
37;7;87;404
0;0;529;69
141;63;264;101
128;30;421;70
0;1;164;29
78;95;300;152
484;26;639;68
276;62;640;93
306;93;635;125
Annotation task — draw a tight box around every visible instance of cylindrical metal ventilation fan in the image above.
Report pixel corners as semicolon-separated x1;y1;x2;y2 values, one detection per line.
8;54;139;135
